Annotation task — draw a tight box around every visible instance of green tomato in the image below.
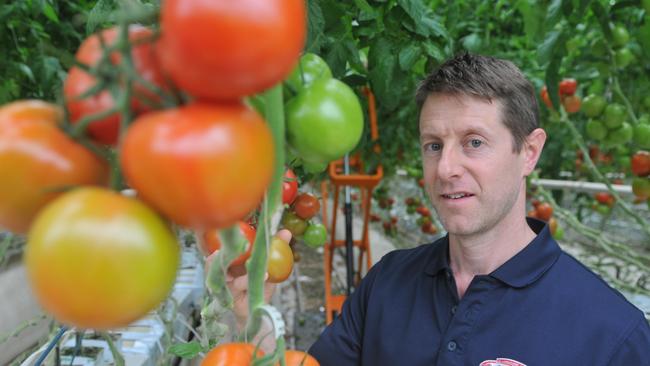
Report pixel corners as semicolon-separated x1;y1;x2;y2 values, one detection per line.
303;159;328;173
303;223;327;248
611;25;630;47
604;103;626;129
633;123;650;149
281;210;308;237
553;225;565;240
615;48;634;69
587;78;606;95
286;78;364;164
605;122;633;145
582;94;606;117
595;203;611;215
586;119;608;141
285;53;332;94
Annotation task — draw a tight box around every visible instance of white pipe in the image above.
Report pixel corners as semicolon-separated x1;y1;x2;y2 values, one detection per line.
532;178;633;196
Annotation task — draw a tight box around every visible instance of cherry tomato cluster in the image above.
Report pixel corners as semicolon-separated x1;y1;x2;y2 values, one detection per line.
281;190;327;250
528;200;563;239
0;0;329;338
540;78;581;114
405;197;438;235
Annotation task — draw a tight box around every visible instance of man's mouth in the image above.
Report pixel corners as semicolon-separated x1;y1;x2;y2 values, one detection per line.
441;192;474;199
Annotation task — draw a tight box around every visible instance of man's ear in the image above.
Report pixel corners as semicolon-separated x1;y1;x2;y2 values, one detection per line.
522;128;546;176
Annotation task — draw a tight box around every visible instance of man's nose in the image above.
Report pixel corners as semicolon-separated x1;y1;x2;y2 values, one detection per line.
437;146;464;180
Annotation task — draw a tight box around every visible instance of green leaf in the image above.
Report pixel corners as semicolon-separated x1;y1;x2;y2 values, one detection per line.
17;63;35;83
168;341;204;359
368;38;397;110
461;33;482;53
537;29;564;65
353;0;374;14
545;56;562;109
42;1;59;23
590;1;612;41
398;0;447;38
516;0;542;42
545;0;564;26
306;0;325;53
398;44;421;71
86;0;114;35
422;40;444;62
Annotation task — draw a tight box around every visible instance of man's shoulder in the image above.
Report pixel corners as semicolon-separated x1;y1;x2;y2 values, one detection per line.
548;250;647;324
378;237;444;269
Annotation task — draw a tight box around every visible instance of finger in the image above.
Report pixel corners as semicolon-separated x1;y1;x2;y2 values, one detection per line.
275;229;292;244
230;274;250;293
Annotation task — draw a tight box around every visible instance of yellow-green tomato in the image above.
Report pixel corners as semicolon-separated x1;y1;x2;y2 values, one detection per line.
267;237;294;283
25;187;180;330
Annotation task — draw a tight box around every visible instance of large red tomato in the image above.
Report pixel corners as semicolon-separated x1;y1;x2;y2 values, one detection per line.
0;100;108;234
25;188;180;329
201;222;256;266
201;343;263;366
64;25;167;145
158;0;306;100
120;102;274;229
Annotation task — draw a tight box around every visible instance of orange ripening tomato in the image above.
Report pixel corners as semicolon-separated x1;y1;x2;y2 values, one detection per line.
158;0;306;101
0;100;108;234
280;350;320;366
201;343;263;366
64;25;167;145
562;95;581;114
202;222;256;266
540;86;553;109
120;102;274;229
25;188;179;330
535;202;554;222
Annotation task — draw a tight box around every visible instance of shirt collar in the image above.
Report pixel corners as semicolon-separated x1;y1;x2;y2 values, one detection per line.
423;218;561;288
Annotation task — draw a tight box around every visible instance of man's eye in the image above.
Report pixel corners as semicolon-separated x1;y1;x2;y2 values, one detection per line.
470;139;482;148
426;143;441;152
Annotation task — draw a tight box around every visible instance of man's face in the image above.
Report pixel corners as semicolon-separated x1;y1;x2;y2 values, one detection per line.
419;93;532;237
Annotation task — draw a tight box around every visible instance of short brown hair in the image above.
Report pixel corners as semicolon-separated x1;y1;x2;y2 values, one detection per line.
415;53;539;152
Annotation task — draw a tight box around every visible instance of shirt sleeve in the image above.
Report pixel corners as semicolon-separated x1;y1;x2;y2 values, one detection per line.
607;316;650;365
308;255;384;366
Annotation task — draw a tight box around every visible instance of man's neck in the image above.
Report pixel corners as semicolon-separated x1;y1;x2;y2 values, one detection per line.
448;214;537;299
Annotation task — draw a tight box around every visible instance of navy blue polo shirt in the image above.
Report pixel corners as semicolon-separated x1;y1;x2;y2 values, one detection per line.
309;219;650;365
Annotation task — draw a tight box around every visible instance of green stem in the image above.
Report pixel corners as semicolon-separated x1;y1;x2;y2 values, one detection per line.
611;77;638;124
243;84;285;340
101;332;124;366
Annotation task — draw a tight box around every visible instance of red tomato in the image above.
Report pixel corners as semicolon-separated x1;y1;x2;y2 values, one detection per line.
535;202;553;221
283;169;299;205
562;95;581;114
559;78;577;96
292;193;321;220
540;86;553;109
201;343;263;366
631;151;650;177
159;0;306;101
25;188;179;329
120;103;274;229
548;217;558;236
202;222;256;267
267;237;294;283
64;26;167;145
280;350;320;366
0;100;108;234
594;192;615;207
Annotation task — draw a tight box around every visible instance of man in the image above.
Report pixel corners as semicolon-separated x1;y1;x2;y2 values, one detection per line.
308;53;650;365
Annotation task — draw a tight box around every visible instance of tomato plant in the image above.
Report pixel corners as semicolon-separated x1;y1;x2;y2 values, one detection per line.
201;343;263;366
120;102;274;229
293;193;320;220
25;187;179;329
303;223;327;248
202;222;256;265
0;100;108;234
283;169;299;205
286;78;364;164
64;26;166;145
159;0;306;101
267;237;294;283
285;53;333;94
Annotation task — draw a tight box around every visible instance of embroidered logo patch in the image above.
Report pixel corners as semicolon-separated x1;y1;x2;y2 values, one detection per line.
480;358;527;366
